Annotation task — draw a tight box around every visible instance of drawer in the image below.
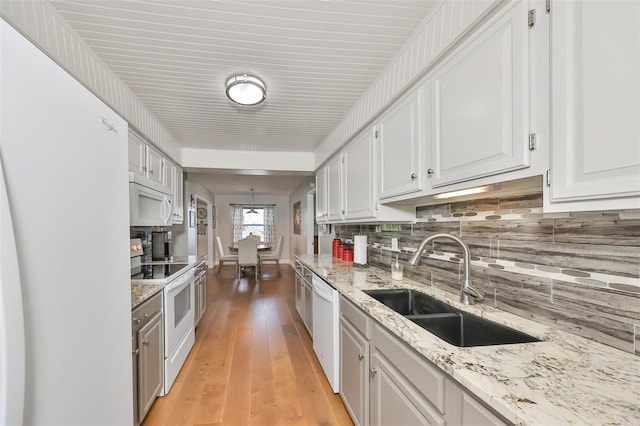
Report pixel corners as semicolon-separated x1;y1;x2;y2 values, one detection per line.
340;295;371;339
373;323;445;414
132;291;162;326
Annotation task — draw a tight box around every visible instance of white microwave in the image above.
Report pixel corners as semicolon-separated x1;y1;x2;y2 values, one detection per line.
129;173;173;226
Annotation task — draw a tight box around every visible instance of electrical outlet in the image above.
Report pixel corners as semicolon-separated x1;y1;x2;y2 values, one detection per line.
391;237;398;251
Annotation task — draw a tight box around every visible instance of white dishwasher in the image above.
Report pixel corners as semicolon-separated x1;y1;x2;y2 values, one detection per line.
312;274;340;393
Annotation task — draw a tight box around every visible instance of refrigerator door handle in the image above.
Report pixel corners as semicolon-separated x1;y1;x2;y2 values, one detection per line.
0;154;25;426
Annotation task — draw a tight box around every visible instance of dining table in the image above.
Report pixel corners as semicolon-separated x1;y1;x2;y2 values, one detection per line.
228;243;272;252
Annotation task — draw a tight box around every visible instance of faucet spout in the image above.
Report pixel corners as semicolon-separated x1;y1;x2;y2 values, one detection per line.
408;233;483;305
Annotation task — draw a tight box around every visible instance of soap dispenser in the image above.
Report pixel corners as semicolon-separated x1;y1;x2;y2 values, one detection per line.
391;254;403;280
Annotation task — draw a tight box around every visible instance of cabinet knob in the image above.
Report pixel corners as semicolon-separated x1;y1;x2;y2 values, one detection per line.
358;353;365;361
342;209;345;214
133;348;139;355
369;368;379;376
427;168;435;176
142;339;149;345
410;173;417;180
133;317;142;324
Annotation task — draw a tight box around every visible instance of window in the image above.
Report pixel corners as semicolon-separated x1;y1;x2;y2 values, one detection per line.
232;204;276;244
241;207;264;241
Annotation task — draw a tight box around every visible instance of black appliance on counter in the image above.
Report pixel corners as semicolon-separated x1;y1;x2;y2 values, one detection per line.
151;231;172;261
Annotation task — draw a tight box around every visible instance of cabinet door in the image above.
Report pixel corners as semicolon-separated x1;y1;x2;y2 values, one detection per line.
370;352;445;426
145;145;164;185
343;128;375;220
549;0;640;209
172;167;184;223
303;279;313;336
295;272;305;319
429;1;530;188
137;312;163;422
326;154;344;221
315;166;328;222
377;87;423;199
128;131;146;177
340;318;369;426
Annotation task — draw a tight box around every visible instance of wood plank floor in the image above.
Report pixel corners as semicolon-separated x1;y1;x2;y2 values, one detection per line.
142;264;353;426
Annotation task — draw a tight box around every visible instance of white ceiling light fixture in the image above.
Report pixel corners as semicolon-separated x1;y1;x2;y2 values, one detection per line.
226;74;266;106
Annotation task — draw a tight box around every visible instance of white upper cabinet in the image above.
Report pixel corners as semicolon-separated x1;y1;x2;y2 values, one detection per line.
164;160;184;224
326;154;344;221
128;130;167;188
145;145;164;185
377;86;425;199
546;0;640;211
316;166;328;223
343;129;375;220
429;1;531;188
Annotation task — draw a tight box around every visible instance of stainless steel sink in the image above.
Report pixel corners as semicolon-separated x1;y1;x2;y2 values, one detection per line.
363;289;540;347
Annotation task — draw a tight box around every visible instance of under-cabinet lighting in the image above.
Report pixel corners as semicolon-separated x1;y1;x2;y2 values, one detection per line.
432;185;497;200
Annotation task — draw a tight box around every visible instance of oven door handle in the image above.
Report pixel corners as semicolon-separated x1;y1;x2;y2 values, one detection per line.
164;270;194;292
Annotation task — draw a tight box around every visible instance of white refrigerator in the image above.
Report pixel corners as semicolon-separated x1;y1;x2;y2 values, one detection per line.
0;20;133;425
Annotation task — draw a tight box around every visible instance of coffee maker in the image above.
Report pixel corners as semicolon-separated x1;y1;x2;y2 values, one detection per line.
151;231;172;261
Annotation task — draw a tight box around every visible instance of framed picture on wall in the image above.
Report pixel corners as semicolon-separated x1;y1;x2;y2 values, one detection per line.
293;201;302;235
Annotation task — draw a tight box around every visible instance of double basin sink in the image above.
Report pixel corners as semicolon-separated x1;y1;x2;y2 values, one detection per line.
364;289;540;347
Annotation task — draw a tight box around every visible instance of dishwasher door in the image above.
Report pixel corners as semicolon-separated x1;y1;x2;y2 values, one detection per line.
312;274;340;393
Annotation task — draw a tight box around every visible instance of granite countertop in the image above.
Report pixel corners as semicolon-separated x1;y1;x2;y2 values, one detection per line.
131;255;202;310
298;254;640;425
131;282;164;310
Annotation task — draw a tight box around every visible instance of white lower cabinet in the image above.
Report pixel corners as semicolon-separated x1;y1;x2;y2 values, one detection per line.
339;298;370;426
132;292;163;425
339;295;508;426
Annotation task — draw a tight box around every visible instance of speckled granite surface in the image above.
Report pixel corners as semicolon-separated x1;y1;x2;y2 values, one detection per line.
298;254;640;425
131;283;163;309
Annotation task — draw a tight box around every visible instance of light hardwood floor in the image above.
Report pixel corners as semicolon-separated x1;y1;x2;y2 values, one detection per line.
142;264;353;426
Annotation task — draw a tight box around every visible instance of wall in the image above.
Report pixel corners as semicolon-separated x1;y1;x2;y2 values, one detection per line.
289;178;316;259
335;194;640;356
172;175;215;259
215;194;291;265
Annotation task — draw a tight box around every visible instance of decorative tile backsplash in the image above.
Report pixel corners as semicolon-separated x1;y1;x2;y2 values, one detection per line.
335;194;640;356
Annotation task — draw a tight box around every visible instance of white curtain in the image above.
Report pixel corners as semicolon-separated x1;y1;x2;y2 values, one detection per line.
263;206;275;245
231;205;243;243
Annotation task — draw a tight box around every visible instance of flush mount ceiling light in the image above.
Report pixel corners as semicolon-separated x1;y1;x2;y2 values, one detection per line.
225;74;266;106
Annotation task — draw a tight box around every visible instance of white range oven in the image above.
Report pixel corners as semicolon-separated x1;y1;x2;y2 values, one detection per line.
161;267;195;395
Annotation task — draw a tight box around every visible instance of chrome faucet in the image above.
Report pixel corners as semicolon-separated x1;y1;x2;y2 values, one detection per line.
408;233;484;305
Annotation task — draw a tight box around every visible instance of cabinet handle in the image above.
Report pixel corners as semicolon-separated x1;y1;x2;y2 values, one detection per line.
427;168;435;176
358;353;365;361
133;348;139;355
410;173;417;180
133;317;142;324
142;339;149;345
369;368;379;376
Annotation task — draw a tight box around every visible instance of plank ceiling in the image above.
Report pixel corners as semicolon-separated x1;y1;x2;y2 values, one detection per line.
49;0;437;154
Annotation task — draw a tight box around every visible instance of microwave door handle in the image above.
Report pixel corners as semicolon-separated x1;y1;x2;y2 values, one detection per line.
164;196;173;224
164;196;172;224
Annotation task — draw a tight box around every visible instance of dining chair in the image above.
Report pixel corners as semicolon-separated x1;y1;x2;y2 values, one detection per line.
237;237;259;282
259;236;284;277
216;236;238;275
